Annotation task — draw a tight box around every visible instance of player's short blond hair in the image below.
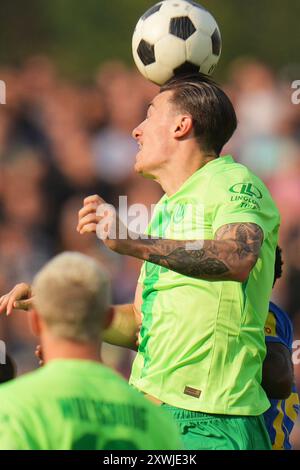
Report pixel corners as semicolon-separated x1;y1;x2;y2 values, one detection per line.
32;252;111;342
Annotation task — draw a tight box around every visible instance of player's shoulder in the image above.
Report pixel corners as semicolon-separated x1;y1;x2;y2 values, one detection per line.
214;156;267;186
0;367;46;416
268;301;293;332
0;366;43;395
210;156;279;209
266;301;293;348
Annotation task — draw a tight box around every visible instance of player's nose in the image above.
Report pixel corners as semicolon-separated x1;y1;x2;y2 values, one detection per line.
132;125;142;141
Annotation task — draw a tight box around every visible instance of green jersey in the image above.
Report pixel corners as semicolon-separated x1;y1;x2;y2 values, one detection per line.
130;155;280;416
0;359;181;450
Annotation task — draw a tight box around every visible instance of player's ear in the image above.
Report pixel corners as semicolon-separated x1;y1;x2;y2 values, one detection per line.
29;310;42;337
173;115;193;139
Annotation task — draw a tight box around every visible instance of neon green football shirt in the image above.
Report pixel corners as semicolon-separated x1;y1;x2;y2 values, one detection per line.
0;359;182;450
130;155;280;415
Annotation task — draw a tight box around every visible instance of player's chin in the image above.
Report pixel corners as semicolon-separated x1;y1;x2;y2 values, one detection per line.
134;162;153;180
134;155;144;174
134;155;156;179
134;160;142;174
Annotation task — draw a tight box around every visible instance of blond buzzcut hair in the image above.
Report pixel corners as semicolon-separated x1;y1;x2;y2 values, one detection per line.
33;252;111;342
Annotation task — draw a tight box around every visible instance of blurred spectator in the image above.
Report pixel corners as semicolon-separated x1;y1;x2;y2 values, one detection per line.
92;62;157;184
225;59;299;181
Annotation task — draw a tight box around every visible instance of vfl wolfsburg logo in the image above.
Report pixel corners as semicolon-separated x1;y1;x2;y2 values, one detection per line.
229;183;263;199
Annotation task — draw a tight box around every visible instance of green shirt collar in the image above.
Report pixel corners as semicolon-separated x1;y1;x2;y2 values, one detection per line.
163;155;234;202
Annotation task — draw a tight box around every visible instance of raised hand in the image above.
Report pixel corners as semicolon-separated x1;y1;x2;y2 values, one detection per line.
77;194;130;253
0;283;33;316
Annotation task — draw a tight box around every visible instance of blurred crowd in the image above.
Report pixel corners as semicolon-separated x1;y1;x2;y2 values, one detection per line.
0;56;300;445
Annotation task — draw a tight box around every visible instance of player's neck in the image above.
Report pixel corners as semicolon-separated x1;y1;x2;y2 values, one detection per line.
158;152;217;197
41;333;102;365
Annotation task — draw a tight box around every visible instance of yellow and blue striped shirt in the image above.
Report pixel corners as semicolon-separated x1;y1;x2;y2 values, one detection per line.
263;302;300;450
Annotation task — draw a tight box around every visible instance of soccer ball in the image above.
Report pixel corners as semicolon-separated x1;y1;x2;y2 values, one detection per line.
132;0;222;85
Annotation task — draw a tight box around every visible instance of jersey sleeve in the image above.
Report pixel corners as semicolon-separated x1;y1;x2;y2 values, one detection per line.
265;304;293;351
209;169;280;239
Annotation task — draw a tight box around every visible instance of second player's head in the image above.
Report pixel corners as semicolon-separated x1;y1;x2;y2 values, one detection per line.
132;73;237;180
31;252;112;348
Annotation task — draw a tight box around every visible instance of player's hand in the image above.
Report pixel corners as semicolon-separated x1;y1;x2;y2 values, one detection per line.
35;345;44;367
77;194;104;235
77;194;131;253
0;283;33;316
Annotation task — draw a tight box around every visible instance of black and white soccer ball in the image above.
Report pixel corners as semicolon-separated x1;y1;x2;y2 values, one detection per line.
132;0;222;85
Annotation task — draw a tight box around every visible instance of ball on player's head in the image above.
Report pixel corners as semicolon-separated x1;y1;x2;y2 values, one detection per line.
132;0;222;86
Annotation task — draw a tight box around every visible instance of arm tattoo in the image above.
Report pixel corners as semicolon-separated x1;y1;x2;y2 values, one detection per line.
129;223;263;281
215;223;263;260
149;247;229;278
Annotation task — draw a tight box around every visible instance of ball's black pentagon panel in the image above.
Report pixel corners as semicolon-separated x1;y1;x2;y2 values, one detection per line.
174;61;200;76
141;2;163;21
211;28;222;56
185;0;206;10
137;40;156;66
169;16;196;40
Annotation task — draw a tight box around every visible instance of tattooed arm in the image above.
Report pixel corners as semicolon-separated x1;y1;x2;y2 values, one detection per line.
76;197;263;281
116;223;263;282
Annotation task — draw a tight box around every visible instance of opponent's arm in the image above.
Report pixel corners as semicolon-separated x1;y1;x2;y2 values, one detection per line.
115;223;263;283
262;342;293;399
0;283;33;316
103;283;142;351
